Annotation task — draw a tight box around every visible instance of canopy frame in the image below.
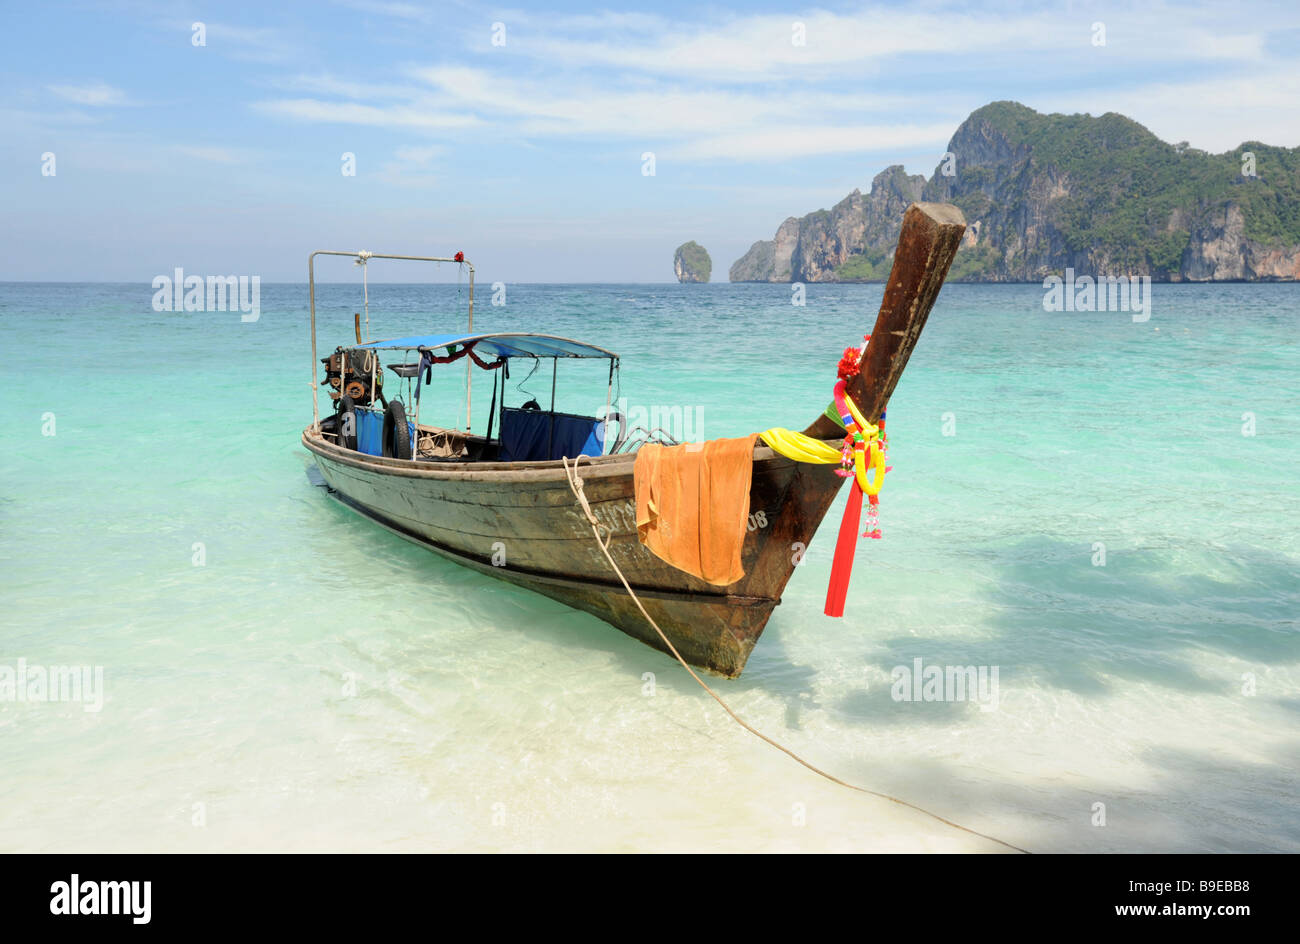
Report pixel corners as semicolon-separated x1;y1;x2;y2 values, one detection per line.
354;333;619;452
309;253;620;452
354;332;619;359
308;250;475;433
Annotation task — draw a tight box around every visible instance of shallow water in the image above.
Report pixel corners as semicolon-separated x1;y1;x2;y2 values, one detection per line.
1;280;1297;852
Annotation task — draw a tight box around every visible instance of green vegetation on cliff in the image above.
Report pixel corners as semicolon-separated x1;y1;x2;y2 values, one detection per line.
727;100;1300;283
917;101;1300;280
673;241;712;282
835;249;891;281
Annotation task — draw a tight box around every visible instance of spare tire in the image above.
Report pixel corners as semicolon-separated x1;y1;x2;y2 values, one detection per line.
338;395;358;451
383;400;412;460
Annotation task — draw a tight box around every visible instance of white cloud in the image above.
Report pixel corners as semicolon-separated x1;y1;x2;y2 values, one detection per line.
250;97;480;129
149;18;299;64
200;22;298;63
406;65;945;156
47;82;130;106
500;4;1279;82
246;2;1300;164
377;144;444;185
278;73;421;100
1041;67;1300;151
671;123;958;162
332;0;436;23
173;145;253;164
261;64;945;160
526;10;1041;81
394;145;442;164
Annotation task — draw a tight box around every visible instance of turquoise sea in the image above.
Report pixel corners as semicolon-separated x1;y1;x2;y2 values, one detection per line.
1;279;1297;852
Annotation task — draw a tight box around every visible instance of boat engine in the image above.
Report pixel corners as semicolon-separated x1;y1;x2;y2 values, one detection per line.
322;347;384;407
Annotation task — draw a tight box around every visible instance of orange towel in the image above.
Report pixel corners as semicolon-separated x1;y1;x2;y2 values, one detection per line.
633;434;759;586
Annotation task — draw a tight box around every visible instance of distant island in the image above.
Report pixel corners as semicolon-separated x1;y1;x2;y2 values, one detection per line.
730;101;1300;283
674;241;712;282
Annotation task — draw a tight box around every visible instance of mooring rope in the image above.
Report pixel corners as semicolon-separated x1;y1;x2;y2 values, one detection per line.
562;455;1031;854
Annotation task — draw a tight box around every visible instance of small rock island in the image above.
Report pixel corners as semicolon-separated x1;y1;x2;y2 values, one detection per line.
673;241;712;283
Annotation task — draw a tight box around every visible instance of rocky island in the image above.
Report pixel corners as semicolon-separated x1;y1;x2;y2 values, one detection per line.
673;241;712;282
730;101;1300;282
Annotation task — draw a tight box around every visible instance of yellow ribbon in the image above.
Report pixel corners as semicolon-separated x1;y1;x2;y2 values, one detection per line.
760;396;886;497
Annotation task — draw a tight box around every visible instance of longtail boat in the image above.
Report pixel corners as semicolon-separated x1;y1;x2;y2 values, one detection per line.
302;203;966;677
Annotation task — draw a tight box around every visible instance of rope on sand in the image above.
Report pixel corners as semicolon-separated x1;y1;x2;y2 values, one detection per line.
562;455;1031;855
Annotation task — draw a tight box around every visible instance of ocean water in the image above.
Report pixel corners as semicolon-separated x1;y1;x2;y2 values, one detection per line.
1;279;1297;853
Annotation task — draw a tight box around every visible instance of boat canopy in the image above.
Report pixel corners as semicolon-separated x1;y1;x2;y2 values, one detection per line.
354;332;617;360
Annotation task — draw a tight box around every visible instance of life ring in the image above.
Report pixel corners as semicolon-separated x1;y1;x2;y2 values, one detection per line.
338;395;358;451
383;400;412;460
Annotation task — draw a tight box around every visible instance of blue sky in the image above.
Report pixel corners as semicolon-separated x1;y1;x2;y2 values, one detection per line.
3;0;1299;282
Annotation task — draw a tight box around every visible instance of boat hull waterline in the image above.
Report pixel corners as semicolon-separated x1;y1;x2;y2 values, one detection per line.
305;429;843;677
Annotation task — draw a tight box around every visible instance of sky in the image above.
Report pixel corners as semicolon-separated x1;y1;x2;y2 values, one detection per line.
3;0;1299;282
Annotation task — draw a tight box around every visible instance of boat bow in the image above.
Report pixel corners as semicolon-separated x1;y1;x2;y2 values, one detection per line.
803;201;966;437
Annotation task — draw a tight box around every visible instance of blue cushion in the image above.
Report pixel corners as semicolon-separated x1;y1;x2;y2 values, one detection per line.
499;408;604;462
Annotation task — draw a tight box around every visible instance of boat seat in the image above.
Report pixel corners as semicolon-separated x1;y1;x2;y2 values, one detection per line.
498;407;605;462
388;362;422;378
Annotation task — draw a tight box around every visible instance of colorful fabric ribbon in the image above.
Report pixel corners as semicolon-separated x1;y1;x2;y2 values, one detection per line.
758;377;891;618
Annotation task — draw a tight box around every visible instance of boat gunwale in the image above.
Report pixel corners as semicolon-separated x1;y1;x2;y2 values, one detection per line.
302;424;811;483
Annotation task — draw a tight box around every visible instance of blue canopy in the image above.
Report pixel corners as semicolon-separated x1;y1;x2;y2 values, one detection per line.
354;332;616;360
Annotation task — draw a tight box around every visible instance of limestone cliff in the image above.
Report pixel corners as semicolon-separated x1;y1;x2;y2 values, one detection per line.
730;101;1300;282
673;241;712;282
729;166;923;282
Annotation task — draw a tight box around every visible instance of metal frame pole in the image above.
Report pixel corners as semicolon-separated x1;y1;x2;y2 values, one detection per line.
306;249;476;442
309;253;320;432
466;266;475;432
603;357;615;454
548;357;558;459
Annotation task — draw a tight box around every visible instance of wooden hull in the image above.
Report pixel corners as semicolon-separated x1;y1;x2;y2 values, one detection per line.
300;201;967;678
303;427;845;676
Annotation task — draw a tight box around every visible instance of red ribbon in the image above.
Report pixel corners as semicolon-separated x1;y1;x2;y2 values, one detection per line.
824;480;863;617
